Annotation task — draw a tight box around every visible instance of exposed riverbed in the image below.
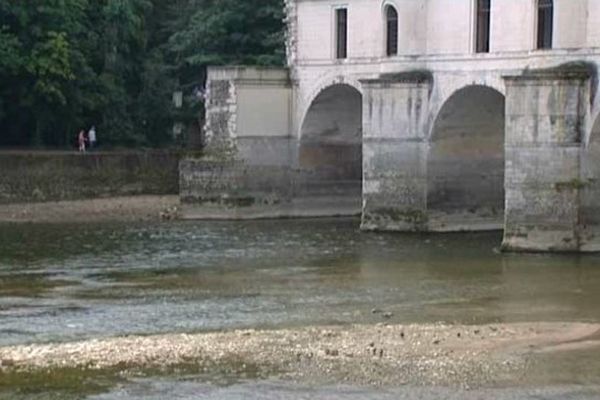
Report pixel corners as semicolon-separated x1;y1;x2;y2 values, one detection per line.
1;219;600;398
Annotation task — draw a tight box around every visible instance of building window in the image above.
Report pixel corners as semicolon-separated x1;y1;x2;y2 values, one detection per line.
537;0;553;49
475;0;491;53
335;8;348;59
386;6;398;56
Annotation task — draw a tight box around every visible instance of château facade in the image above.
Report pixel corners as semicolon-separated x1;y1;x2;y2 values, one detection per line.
181;0;600;253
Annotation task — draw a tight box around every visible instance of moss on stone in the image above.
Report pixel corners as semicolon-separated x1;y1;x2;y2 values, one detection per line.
0;151;180;204
372;208;428;226
520;61;597;80
554;178;589;192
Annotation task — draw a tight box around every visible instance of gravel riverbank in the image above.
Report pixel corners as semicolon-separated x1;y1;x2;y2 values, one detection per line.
2;322;599;388
0;195;180;223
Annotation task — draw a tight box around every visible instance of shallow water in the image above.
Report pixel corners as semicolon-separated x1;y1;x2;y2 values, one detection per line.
89;380;600;400
1;218;600;398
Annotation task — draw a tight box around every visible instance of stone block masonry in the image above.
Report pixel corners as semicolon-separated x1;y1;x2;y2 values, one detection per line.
503;65;596;252
0;151;180;204
180;66;363;219
360;73;432;231
180;0;600;252
181;60;600;252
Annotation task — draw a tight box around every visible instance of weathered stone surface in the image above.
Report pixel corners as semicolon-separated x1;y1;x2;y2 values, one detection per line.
427;85;505;231
0;151;180;204
503;70;591;252
360;78;431;231
180;1;600;253
362;139;428;231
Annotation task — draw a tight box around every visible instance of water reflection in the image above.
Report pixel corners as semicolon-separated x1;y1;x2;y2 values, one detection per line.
1;219;600;346
87;380;600;400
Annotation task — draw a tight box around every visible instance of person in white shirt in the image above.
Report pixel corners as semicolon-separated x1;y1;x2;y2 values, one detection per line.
88;126;97;150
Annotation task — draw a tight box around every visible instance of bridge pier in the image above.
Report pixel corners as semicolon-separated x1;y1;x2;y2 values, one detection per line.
503;66;593;252
360;74;432;231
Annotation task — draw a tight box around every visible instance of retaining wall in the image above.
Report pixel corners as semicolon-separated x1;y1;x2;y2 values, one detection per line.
0;151;180;204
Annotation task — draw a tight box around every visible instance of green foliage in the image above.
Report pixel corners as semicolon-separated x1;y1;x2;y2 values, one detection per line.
167;0;285;66
0;0;285;148
28;31;74;105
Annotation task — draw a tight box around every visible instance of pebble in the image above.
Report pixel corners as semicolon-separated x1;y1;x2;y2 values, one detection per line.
0;322;588;389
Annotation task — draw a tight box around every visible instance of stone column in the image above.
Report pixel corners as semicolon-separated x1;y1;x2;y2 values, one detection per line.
360;72;432;231
503;66;592;252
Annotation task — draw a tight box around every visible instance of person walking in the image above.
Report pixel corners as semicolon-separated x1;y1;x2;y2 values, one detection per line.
78;130;86;152
88;126;97;150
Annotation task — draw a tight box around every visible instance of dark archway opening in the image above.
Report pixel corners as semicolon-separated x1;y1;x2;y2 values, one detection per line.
428;85;505;231
299;84;363;215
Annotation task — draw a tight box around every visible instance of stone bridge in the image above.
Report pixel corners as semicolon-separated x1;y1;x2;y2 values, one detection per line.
181;0;600;253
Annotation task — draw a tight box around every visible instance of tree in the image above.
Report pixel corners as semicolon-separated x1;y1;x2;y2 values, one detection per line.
0;0;286;148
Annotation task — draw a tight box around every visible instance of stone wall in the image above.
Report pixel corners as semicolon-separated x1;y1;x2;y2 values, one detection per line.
181;67;297;219
180;157;362;219
179;158;292;212
293;0;593;63
180;67;364;219
0;151;180;204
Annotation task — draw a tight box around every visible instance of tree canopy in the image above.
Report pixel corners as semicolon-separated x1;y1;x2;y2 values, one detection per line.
0;0;285;148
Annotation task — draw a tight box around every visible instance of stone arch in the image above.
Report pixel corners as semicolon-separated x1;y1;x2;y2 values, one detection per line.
380;0;400;14
297;83;363;215
428;78;505;139
427;85;506;231
298;76;363;138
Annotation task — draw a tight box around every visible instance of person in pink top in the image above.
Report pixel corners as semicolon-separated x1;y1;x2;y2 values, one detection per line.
78;130;86;152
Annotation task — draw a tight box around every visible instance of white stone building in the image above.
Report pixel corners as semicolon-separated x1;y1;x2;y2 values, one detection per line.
182;0;600;252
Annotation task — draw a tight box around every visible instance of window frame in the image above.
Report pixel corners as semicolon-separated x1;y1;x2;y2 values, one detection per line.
536;0;553;50
334;6;348;60
475;0;491;53
385;5;399;57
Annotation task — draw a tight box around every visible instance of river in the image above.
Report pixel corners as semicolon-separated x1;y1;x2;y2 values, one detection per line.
1;219;600;398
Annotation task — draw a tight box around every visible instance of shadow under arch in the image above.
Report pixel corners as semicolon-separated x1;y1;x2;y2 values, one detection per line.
298;83;363;216
427;85;506;231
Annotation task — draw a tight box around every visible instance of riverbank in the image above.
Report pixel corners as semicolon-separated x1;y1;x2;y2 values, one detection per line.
2;322;599;389
0;195;180;223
